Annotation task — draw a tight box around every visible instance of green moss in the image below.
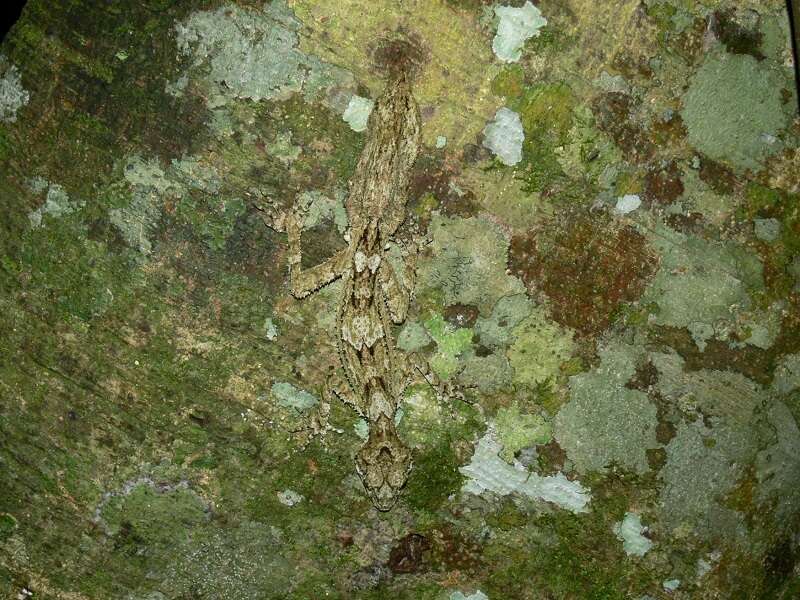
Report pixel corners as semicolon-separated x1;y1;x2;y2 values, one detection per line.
483;514;635;599
274;95;364;182
404;433;464;511
0;125;11;162
404;398;483;512
17;209;140;321
99;480;210;545
500;83;594;197
0;513;17;541
485;498;528;531
491;64;525;100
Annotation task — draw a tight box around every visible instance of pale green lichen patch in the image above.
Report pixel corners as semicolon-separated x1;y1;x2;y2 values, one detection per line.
651;360;800;543
474;293;533;349
424;313;473;380
417;215;525;314
494;401;551;462
507;305;575;389
266;130;302;165
755;400;800;524
277;488;304;506
271;381;319;413
341;94;374;132
450;591;489;600
174;1;355;107
27;179;82;228
772;353;800;396
554;104;621;189
753;217;781;243
460;428;591;513
613;512;653;557
680;48;790;172
482;107;524;166
640;222;764;349
297;189;348;235
95;476;210;541
457;352;515;395
554;340;658;475
492;2;547;63
0;54;29;123
158;520;292;599
659;418;756;540
109;153;248;255
397;320;432;353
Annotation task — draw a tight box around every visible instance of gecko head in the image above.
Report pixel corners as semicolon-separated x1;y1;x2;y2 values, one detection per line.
355;414;412;511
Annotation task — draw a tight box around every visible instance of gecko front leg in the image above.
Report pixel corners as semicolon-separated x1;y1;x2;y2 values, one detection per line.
284;210;350;298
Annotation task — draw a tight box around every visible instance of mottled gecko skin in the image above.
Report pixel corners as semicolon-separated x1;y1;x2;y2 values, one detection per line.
283;72;422;510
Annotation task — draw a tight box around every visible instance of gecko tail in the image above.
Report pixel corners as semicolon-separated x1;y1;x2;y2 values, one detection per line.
354;414;412;511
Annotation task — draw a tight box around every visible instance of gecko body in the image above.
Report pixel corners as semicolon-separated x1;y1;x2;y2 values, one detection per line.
282;72;422;510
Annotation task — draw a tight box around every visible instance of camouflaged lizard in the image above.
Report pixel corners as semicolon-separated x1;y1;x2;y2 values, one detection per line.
272;72;423;510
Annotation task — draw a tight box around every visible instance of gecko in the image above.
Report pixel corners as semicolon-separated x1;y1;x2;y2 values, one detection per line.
270;71;423;510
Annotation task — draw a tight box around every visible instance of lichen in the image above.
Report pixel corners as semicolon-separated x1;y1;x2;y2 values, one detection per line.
755;400;800;524
342;94;374;132
680;48;790;172
277;488;304;506
554;339;658;475
27;180;82;228
614;194;642;215
651;363;789;542
271;381;319;413
416;215;525;315
507;305;575;389
297;189;348;235
456;351;515;395
450;591;489;600
474;293;533;349
613;512;653;557
423;313;473;381
397;320;432;353
494;401;551;462
492;2;547;63
772;353;800;396
640;222;764;347
0;55;29;123
174;1;355;107
482;107;524;166
460;428;591;513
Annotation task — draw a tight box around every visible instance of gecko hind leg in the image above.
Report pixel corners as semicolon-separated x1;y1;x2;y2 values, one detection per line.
292;373;355;449
401;351;465;405
326;371;367;419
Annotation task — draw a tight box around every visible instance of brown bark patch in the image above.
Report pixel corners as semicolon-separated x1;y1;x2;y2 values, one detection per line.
509;215;658;337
